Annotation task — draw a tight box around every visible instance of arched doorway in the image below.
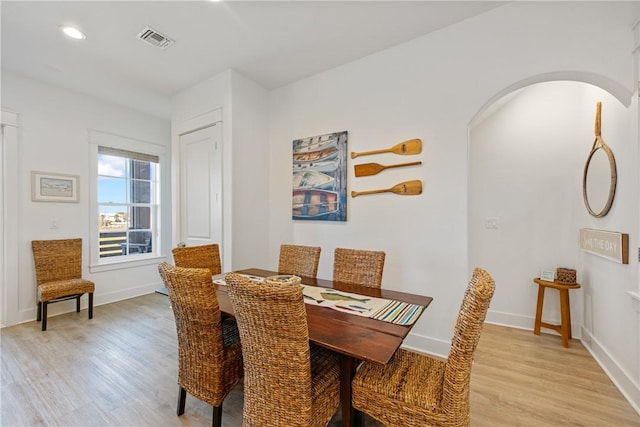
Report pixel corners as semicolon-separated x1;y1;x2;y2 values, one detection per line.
468;80;631;334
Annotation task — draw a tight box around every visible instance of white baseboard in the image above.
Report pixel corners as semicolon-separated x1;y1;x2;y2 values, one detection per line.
15;282;161;325
403;331;450;359
94;283;159;306
403;308;586;358
485;308;581;338
581;327;640;415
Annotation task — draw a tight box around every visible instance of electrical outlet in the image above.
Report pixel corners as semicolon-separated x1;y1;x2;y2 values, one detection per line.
50;219;59;229
485;218;499;229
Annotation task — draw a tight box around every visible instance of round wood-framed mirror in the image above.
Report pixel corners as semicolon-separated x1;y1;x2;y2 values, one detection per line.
582;144;616;217
582;102;617;218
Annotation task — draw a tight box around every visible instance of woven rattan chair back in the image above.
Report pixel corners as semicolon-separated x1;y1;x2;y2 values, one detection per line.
278;244;321;278
226;272;327;427
31;238;94;331
441;267;495;423
332;247;385;288
32;238;83;284
158;262;243;427
172;244;222;276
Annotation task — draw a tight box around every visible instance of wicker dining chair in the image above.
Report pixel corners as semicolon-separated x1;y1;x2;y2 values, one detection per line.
332;247;385;288
158;262;243;427
352;268;495;427
278;244;321;278
172;244;222;276
225;272;340;427
31;238;95;331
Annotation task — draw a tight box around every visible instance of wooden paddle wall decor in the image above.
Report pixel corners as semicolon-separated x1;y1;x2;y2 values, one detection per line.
354;161;422;177
350;138;421;159
351;138;423;197
351;180;422;197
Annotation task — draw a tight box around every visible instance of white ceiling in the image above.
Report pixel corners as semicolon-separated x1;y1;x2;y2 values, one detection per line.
1;1;504;119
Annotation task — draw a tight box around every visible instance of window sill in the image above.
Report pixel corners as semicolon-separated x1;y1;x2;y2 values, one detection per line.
89;255;166;273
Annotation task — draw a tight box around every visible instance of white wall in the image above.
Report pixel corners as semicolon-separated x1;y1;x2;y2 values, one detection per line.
470;82;639;408
171;69;270;271
229;72;270;270
267;1;640;409
470;81;614;332
1;72;171;324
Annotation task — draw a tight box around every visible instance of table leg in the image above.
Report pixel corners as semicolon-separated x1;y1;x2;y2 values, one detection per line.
534;285;545;335
559;289;570;348
340;354;363;427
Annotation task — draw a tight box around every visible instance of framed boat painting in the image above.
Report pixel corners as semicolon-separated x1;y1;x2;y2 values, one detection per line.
292;131;347;221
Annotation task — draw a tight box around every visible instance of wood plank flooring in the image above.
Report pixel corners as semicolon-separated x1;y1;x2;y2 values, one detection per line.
1;293;638;426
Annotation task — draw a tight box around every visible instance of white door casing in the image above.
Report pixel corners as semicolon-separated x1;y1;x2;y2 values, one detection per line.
1;110;19;327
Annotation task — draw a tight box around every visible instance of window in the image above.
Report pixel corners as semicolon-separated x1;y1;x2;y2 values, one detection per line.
89;131;165;269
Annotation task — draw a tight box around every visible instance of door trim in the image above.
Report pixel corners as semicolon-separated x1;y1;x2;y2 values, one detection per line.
2;110;19;327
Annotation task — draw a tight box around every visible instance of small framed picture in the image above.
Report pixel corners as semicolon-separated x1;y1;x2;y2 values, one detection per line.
31;171;79;203
540;269;555;282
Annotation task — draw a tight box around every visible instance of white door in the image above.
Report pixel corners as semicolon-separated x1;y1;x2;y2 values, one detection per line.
179;123;222;248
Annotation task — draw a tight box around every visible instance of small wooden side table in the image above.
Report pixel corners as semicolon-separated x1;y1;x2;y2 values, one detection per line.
533;278;581;348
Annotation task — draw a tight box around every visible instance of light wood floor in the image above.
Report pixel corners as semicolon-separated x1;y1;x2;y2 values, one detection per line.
1;293;638;427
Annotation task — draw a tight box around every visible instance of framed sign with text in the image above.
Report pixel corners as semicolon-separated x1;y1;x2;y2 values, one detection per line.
579;228;628;264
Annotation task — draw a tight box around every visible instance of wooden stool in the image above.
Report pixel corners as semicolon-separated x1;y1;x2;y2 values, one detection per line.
533;278;581;348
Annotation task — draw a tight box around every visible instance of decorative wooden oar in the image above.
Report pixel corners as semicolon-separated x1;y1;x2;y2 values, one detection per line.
350;139;422;159
351;180;422;198
354;161;422;177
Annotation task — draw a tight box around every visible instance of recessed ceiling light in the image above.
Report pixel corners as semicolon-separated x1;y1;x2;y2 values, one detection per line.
60;25;86;40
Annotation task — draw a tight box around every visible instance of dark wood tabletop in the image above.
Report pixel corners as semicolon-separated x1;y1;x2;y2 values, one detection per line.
217;268;433;427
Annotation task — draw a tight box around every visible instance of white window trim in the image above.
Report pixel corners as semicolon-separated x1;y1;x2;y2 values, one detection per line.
88;130;167;272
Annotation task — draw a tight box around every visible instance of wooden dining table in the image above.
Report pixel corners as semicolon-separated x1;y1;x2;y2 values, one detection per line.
216;268;433;427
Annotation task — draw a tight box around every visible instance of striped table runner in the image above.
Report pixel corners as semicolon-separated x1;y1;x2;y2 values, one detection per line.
370;300;424;326
214;273;424;326
303;285;424;326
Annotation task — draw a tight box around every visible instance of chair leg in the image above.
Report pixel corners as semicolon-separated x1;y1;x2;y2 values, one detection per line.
76;295;81;313
559;289;571;348
88;293;94;319
177;386;186;416
41;302;48;331
533;285;545;335
212;404;222;427
37;301;42;321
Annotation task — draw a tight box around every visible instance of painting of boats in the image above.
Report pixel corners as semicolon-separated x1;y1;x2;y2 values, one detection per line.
292;131;347;221
293;171;335;190
293;146;338;163
292;189;340;219
293;133;339;153
292;157;339;173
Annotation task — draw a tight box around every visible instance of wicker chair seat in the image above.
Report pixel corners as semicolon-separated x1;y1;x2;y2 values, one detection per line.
181;317;244;405
352;349;447;426
158;262;243;427
37;279;95;302
31;238;94;331
351;268;495;427
225;272;340;427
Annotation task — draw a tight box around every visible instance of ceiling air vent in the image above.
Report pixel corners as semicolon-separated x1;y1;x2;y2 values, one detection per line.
137;26;173;49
